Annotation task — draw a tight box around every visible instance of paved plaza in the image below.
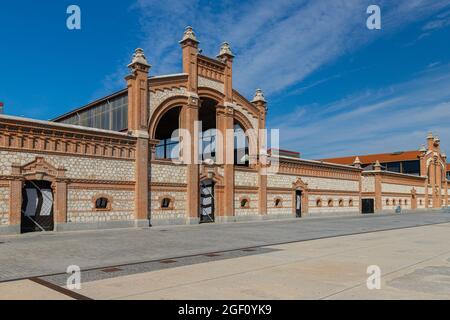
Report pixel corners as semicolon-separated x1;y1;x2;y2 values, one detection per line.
0;211;450;299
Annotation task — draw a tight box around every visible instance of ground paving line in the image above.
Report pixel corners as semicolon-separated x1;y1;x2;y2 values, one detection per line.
29;277;93;300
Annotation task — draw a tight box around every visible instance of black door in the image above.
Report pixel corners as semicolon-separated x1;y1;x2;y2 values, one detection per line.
21;181;54;233
295;190;302;218
362;198;375;214
199;179;215;223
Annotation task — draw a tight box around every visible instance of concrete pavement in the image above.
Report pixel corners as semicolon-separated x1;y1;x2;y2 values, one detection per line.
1;211;450;282
1;221;449;299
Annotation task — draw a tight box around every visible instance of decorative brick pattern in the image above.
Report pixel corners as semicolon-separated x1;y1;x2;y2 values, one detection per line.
67;189;135;223
234;104;258;130
0;186;9;225
268;174;359;192
362;176;375;193
149;87;186;116
198;76;224;93
0;151;134;181
382;183;417;194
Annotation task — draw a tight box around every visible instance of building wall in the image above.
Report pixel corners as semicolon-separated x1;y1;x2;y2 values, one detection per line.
362;176;375;193
149;162;188;222
267;172;360;217
67;188;135;223
234;170;259;216
267;192;292;216
0;185;9;225
0;151;134;181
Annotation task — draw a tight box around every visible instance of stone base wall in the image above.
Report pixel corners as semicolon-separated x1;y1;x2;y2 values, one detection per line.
267;192;292;216
308;195;360;217
67;188;135;223
234;192;259;216
0;186;9;225
149;189;187;221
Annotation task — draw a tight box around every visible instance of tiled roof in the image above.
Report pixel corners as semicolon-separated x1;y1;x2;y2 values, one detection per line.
321;150;422;165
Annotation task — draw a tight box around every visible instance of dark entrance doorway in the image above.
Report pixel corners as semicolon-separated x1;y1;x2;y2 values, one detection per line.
362;198;375;214
199;179;215;223
295;190;302;218
21;180;54;233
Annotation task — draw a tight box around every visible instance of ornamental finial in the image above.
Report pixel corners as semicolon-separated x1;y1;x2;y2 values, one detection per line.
252;88;266;103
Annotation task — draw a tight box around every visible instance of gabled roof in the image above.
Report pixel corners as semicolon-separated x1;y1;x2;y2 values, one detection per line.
321;150;422;166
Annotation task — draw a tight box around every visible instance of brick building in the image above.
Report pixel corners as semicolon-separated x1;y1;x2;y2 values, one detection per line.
0;27;448;235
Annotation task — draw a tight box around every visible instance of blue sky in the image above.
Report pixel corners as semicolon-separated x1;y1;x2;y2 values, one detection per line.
1;0;450;158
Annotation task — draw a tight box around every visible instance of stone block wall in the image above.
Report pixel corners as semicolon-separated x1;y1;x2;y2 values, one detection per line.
235;170;258;187
0;186;9;225
67;188;135;223
267;192;292;216
362;176;375;193
234;192;259;216
149;189;186;221
150;163;187;184
308;195;360;216
0;151;135;181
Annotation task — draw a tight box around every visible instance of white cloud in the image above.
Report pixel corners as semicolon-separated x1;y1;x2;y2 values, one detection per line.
130;0;450;97
270;64;450;158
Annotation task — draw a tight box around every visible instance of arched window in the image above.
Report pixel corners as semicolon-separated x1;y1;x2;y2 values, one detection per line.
393;199;396;206
328;199;334;207
338;199;344;207
399;199;402;206
94;196;111;211
419;199;423;205
349;199;354;207
316;199;322;207
240;197;250;208
160;197;173;209
199;99;218;162
155;107;181;160
386;199;390;206
405;200;408;206
274;198;283;208
234;122;249;167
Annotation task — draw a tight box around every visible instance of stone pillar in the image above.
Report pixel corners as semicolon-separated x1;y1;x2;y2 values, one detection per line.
54;181;67;224
374;161;382;213
9;178;23;230
218;43;235;217
185;94;200;223
252;89;268;216
180;27;201;223
180;26;199;93
126;48;151;227
411;188;417;210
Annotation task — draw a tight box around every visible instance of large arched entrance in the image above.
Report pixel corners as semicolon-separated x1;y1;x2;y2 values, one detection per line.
154;106;182;160
21;180;54;233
